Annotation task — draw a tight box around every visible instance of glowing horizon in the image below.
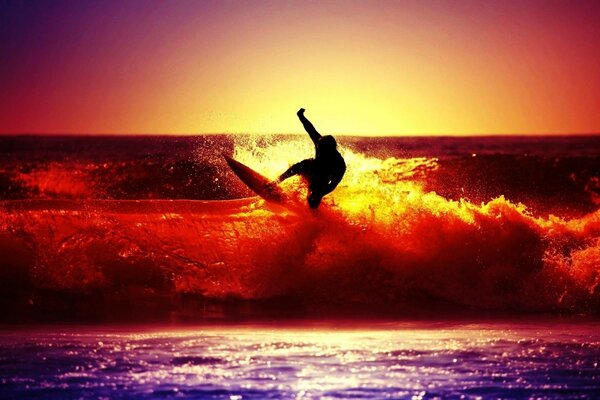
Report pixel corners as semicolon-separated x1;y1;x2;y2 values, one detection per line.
1;1;599;136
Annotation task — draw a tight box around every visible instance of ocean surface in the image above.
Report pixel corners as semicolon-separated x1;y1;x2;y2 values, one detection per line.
1;134;600;320
1;134;600;398
1;320;599;399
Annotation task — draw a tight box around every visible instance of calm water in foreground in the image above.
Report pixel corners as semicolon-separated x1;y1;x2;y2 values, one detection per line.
1;320;599;399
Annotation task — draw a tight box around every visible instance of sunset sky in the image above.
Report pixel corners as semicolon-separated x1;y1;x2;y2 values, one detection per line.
1;0;599;135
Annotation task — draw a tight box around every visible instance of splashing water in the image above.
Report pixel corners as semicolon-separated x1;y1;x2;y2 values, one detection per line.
0;135;599;319
228;136;600;312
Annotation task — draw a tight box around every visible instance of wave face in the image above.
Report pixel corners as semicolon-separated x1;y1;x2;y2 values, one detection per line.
1;135;600;320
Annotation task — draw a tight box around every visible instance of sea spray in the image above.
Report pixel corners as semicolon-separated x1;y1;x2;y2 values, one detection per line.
1;135;599;319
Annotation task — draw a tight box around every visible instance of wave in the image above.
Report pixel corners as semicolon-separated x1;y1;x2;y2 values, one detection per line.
2;135;599;219
1;139;599;319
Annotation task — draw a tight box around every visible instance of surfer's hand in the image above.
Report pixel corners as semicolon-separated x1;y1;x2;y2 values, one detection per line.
297;108;305;116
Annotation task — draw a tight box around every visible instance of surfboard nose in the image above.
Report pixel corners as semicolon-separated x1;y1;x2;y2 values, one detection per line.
223;155;288;204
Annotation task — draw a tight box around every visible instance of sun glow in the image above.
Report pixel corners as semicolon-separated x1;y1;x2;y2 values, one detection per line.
1;1;599;135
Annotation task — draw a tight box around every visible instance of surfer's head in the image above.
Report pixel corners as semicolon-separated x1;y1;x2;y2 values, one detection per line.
317;135;337;153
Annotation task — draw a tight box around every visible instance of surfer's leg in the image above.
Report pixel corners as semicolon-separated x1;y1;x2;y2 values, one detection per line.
278;159;314;182
307;192;322;208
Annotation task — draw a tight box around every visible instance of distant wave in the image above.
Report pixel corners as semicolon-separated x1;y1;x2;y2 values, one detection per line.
1;135;598;218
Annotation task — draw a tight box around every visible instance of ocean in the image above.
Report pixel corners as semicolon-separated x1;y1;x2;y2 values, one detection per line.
1;134;600;398
1;321;599;399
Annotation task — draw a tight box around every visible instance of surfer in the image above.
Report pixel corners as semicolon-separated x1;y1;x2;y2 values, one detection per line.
271;108;346;208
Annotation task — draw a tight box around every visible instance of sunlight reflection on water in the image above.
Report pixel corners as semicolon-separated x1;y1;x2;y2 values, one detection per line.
1;321;599;399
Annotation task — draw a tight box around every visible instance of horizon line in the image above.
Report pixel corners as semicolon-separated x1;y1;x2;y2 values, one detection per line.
1;132;600;138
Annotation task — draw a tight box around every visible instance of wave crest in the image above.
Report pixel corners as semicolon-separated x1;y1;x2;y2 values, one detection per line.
0;138;599;319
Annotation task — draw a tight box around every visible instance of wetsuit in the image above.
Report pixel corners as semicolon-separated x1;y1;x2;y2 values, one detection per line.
277;109;346;208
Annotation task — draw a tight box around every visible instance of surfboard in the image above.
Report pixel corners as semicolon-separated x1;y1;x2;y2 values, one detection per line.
223;155;287;203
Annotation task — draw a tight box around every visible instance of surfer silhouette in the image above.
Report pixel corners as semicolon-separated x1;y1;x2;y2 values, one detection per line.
271;108;346;208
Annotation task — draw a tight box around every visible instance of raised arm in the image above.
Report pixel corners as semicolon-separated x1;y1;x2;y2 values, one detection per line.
297;108;321;145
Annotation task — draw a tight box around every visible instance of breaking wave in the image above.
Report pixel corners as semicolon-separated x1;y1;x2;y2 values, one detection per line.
1;135;599;319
